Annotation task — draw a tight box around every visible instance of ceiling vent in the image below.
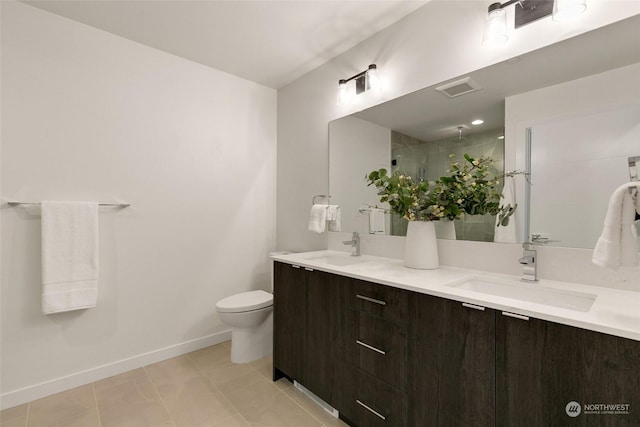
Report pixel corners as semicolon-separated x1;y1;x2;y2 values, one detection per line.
435;77;482;98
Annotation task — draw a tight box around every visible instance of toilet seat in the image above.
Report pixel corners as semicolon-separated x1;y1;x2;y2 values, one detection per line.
216;290;273;313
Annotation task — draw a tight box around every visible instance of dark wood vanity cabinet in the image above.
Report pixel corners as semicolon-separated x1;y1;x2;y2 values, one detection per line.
409;294;496;427
496;313;640;427
273;261;640;426
272;262;344;406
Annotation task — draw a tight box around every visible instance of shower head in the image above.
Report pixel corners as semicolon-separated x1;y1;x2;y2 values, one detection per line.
452;126;468;142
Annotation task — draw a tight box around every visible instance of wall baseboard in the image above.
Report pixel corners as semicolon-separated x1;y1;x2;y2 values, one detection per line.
0;329;232;410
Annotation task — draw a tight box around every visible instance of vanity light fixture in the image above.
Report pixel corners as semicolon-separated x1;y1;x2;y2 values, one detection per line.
337;64;381;106
471;119;485;125
483;0;587;46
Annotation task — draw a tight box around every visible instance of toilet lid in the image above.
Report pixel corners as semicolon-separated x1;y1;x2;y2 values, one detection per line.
216;290;273;313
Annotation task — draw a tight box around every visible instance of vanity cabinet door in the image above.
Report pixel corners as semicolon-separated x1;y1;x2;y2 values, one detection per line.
496;313;640;427
305;270;346;406
273;262;345;407
273;262;307;383
409;294;496;427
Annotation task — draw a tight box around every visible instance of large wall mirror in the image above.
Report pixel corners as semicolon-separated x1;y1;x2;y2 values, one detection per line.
329;14;640;248
526;89;640;249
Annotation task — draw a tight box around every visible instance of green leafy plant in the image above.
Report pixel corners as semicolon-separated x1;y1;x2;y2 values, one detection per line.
366;153;516;226
366;169;459;222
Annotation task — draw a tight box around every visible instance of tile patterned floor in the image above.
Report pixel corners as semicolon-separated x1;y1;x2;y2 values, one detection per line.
0;342;348;427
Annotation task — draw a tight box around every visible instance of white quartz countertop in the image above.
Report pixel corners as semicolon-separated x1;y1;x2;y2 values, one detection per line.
271;250;640;342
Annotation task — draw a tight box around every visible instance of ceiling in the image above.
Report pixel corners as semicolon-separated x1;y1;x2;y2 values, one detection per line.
23;0;429;89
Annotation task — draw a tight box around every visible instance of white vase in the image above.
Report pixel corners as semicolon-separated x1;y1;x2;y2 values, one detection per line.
404;221;439;269
434;219;457;240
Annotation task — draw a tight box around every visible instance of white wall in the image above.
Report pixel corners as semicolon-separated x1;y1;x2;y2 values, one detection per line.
277;1;640;287
0;2;276;408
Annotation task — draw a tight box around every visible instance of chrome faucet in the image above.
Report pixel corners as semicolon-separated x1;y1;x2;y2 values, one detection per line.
519;242;537;282
343;232;361;256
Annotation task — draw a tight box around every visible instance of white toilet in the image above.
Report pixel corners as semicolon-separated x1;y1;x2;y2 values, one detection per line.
216;290;273;364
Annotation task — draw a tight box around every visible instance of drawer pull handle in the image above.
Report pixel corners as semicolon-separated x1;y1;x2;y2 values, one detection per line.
356;340;386;355
292;265;301;269
304;267;314;272
462;303;485;311
356;399;386;421
502;311;529;321
356;294;387;306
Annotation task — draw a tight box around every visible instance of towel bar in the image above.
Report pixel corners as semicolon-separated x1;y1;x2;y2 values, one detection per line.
311;194;330;205
7;201;130;208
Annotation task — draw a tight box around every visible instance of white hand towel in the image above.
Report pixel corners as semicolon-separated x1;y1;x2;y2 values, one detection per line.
620;189;639;267
327;205;341;232
494;176;517;243
308;204;328;233
592;183;640;269
41;201;99;314
369;208;385;234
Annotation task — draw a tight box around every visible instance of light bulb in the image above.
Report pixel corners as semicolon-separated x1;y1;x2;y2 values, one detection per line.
337;80;349;106
483;3;508;46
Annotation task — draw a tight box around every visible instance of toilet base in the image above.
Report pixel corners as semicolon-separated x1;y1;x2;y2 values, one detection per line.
230;311;273;364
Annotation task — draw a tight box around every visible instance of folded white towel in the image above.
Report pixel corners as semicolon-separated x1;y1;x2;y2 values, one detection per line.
494;176;517;243
327;205;341;232
41;201;99;314
308;204;328;233
592;182;640;269
369;208;385;234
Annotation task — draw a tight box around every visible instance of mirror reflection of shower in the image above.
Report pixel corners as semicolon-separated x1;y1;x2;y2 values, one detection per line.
389;127;505;240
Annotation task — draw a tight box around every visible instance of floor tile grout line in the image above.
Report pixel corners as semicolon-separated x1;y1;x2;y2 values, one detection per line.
210;381;253;426
184;351;254;427
142;365;178;427
90;383;102;427
23;401;30;427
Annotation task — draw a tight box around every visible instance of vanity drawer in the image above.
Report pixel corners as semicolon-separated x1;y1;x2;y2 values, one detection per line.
340;364;408;427
346;279;409;325
345;308;407;391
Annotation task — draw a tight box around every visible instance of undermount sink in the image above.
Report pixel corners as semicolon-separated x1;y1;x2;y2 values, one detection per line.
448;278;596;312
304;254;369;266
